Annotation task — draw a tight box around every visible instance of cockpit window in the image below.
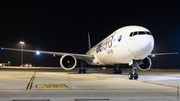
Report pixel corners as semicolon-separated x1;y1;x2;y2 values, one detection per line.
146;32;152;35
138;31;146;35
129;31;152;37
130;32;133;37
133;32;138;36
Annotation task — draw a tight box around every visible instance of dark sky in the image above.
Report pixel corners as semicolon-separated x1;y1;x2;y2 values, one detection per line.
0;1;179;68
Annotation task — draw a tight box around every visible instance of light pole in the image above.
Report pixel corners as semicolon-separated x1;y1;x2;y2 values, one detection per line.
20;41;24;66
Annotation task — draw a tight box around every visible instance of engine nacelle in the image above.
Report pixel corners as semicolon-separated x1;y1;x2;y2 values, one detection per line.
136;57;152;71
60;54;77;70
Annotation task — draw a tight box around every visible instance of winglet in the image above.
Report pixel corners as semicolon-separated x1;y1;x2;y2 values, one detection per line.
88;32;91;50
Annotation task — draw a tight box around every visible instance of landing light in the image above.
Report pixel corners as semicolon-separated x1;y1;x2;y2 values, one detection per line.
36;51;40;55
152;54;155;57
1;47;3;50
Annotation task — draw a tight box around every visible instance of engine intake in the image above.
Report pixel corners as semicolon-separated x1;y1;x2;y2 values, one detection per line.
136;57;151;71
60;54;77;70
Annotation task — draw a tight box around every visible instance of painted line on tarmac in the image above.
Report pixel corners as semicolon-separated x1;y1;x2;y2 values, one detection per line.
36;84;68;88
139;80;180;88
0;88;174;90
75;99;109;101
26;70;36;89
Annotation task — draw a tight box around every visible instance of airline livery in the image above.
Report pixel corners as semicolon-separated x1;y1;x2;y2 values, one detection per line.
1;26;177;80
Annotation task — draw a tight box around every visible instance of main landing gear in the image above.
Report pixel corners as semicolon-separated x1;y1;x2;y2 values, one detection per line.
79;62;86;73
78;68;86;73
113;64;122;74
128;63;138;80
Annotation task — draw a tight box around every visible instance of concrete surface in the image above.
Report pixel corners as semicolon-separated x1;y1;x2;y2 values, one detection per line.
0;67;179;101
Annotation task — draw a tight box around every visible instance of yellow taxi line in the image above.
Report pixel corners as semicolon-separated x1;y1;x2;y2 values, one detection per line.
26;71;36;89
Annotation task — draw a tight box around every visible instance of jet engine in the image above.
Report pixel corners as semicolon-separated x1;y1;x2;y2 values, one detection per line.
60;54;77;70
136;57;152;71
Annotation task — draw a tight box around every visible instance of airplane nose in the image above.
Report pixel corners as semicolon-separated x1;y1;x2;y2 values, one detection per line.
139;36;154;52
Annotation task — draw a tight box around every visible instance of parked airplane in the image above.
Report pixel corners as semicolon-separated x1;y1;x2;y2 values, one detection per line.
0;64;5;67
1;26;177;80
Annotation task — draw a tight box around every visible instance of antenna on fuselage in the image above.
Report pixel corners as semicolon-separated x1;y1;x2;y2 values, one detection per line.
88;32;91;50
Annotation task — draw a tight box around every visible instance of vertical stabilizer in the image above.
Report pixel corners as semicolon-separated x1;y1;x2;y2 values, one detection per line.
88;33;91;50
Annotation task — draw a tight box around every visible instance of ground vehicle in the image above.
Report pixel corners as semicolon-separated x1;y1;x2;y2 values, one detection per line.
24;64;32;67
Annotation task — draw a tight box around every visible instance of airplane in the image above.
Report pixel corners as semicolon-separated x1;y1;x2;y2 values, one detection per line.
0;64;5;67
1;25;178;80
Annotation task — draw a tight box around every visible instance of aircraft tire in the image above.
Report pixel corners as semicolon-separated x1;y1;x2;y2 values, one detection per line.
118;70;122;74
113;69;117;74
78;69;81;73
82;69;86;73
128;72;133;80
134;72;138;80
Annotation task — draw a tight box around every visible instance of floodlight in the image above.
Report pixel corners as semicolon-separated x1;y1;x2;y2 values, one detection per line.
20;41;25;44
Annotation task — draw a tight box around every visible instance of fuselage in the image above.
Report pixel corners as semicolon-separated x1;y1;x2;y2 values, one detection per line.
86;26;154;65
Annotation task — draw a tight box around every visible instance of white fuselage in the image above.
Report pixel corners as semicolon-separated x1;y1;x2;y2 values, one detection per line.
86;26;154;65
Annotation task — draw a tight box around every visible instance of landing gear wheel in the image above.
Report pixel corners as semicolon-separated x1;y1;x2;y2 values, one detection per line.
78;69;81;73
134;72;138;80
78;69;86;73
82;69;86;73
113;69;122;74
128;72;133;80
128;72;138;80
118;70;122;74
113;68;116;74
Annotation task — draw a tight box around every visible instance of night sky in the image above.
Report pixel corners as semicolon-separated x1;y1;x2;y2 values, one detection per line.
0;1;179;68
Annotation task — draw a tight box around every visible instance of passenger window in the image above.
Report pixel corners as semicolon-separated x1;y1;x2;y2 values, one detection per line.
130;32;133;37
138;31;145;35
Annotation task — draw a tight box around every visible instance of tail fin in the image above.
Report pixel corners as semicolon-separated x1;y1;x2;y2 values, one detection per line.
88;32;91;50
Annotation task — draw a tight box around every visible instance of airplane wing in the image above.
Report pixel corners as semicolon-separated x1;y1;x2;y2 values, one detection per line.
2;48;94;62
149;52;178;56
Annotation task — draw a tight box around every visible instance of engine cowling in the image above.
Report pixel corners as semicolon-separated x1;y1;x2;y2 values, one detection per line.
136;57;152;71
60;54;77;70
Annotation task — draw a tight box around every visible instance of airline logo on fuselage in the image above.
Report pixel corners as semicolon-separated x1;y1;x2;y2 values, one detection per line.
118;35;122;42
96;32;117;53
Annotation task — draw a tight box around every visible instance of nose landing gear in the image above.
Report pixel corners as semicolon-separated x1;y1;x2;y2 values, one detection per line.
128;72;138;80
128;63;138;80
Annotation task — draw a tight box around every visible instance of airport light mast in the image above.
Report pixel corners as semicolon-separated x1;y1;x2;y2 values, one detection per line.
20;41;24;66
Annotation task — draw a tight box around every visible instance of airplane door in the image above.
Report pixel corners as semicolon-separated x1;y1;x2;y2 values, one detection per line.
113;37;117;47
113;34;120;47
